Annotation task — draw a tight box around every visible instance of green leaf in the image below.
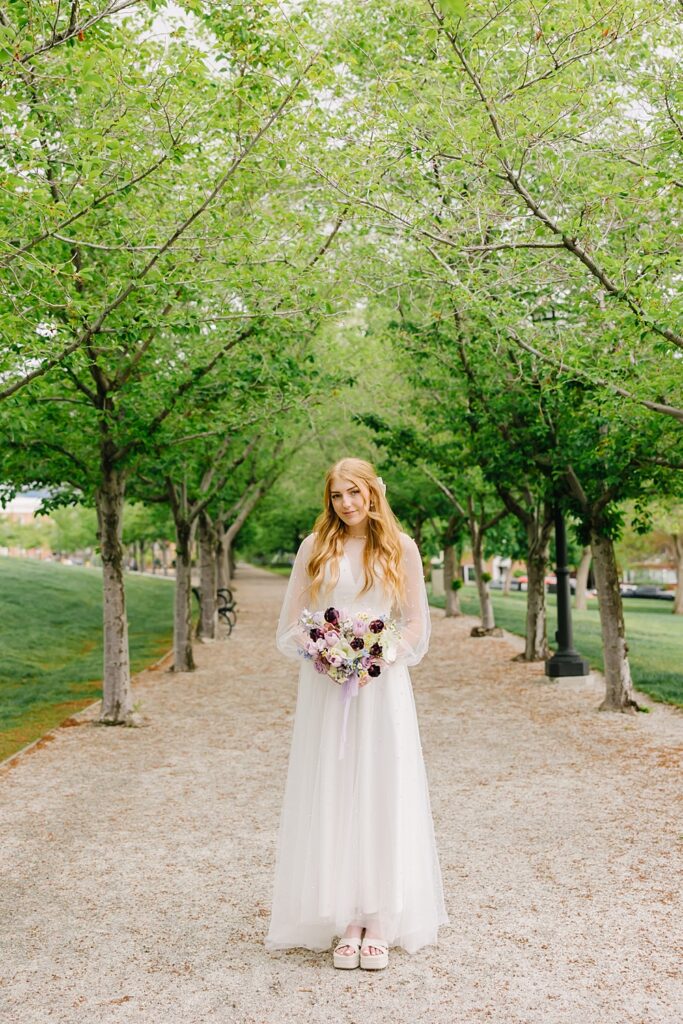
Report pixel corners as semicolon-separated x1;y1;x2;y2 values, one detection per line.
440;0;467;19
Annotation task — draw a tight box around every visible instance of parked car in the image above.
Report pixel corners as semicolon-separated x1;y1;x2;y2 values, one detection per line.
621;585;674;601
545;575;577;594
509;575;576;594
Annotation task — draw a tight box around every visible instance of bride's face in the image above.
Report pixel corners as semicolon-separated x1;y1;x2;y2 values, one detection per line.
329;475;370;530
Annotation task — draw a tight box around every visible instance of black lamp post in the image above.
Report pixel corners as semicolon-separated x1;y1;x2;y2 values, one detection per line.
545;507;590;678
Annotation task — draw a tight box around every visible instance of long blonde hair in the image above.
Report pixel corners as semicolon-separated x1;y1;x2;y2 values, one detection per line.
307;457;407;606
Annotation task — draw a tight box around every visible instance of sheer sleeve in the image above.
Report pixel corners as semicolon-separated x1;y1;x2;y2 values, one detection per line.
393;534;431;667
275;532;316;660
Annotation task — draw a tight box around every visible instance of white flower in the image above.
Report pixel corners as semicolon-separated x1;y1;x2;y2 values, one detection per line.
376;476;386;494
333;639;356;661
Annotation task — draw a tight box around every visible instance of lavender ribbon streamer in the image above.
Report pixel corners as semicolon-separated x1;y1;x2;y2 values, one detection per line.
338;672;359;760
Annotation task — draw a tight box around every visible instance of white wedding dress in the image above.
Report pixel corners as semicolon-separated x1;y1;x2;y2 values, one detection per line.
264;532;449;954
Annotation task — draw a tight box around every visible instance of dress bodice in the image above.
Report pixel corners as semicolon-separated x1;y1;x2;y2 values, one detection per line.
320;541;394;616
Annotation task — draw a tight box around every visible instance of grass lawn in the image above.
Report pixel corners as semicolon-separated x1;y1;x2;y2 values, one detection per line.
0;558;175;762
429;586;683;708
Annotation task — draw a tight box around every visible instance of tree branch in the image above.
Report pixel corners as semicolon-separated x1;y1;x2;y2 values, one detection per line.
0;154;170;269
565;465;589;509
507;329;683;423
421;465;467;518
1;1;145;71
428;0;683;353
0;337;84;400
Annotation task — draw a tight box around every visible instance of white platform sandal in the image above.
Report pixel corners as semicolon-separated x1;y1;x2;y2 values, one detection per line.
333;935;363;969
360;936;389;970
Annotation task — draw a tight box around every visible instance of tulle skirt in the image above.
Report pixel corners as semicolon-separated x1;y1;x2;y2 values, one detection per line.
264;659;450;954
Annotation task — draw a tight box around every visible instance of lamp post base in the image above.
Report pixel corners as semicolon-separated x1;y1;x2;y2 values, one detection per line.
545;652;590;678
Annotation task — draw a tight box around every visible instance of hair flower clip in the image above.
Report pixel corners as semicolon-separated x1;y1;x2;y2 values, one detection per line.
376;476;386;495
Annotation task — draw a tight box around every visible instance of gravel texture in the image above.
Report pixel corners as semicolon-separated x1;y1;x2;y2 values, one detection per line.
0;563;681;1024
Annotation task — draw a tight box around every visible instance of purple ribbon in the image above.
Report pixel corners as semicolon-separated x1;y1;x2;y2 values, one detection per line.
338;672;359;760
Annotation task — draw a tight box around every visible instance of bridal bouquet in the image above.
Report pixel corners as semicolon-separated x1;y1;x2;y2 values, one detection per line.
295;606;402;759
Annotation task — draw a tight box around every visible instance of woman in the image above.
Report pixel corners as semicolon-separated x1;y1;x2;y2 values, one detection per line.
264;458;449;969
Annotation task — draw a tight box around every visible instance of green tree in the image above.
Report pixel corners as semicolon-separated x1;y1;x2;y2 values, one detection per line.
0;3;331;722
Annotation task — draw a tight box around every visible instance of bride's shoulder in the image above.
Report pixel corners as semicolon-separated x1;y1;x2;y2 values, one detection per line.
397;532;421;564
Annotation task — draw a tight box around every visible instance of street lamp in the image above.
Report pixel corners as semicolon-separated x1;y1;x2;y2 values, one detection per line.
546;508;590;678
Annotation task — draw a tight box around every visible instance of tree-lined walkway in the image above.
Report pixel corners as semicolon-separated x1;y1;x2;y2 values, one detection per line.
1;565;681;1024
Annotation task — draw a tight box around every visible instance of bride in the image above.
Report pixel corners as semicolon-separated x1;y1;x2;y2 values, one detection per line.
264;457;449;970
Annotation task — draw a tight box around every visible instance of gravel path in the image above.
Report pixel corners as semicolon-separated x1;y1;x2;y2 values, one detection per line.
1;564;681;1024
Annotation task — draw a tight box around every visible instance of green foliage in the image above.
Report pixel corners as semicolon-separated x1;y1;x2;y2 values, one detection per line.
440;0;467;20
50;506;98;553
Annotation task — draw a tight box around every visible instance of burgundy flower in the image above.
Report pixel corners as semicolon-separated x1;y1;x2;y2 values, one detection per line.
368;663;381;677
369;619;384;633
324;606;339;624
369;642;383;657
309;627;325;641
350;637;365;651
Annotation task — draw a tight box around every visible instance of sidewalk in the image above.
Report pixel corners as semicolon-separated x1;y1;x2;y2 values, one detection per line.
0;564;681;1024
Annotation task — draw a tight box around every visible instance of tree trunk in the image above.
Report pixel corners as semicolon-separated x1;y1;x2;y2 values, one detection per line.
443;543;462;617
95;464;134;724
216;530;230;592
523;522;551;661
574;546;592;611
502;563;512;596
471;528;495;631
138;539;146;574
221;483;264;586
161;540;169;576
198;512;217;640
447;583;462;616
672;535;683;615
442;543;453;613
590;530;637;713
173;520;196;672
